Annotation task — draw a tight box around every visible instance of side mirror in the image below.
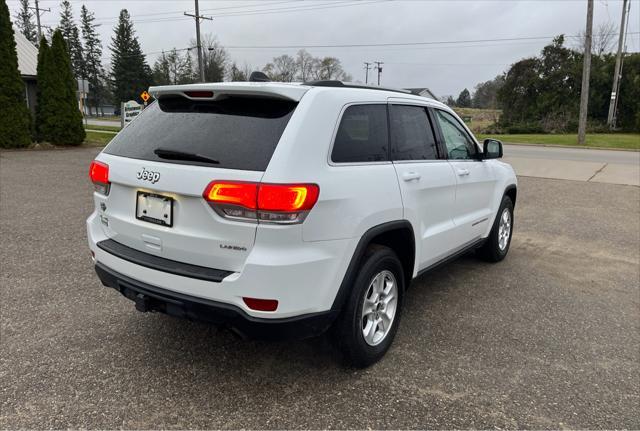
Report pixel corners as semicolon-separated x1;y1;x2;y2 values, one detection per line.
483;138;503;159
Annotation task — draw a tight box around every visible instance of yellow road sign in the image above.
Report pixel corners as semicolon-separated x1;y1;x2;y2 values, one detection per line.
140;91;150;103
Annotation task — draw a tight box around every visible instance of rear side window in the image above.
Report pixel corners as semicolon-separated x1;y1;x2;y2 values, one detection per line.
331;104;388;163
389;105;439;161
103;96;297;171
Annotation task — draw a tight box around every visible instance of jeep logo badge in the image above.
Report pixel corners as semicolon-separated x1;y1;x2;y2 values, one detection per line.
137;168;160;184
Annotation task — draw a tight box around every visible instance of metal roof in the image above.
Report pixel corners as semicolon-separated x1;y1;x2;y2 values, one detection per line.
14;30;38;77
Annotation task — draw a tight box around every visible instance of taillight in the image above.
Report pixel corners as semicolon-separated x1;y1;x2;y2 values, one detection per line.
203;181;258;220
203;181;319;224
89;160;110;195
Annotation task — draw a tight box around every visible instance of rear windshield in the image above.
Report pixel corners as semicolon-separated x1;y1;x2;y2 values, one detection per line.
103;95;298;171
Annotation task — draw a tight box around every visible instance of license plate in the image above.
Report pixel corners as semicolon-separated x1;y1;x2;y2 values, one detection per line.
136;192;173;227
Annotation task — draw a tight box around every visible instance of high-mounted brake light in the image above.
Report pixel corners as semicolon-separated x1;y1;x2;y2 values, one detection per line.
184;90;214;98
89;160;110;195
203;181;319;224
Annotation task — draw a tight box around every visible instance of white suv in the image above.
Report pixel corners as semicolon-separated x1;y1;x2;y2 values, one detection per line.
87;80;517;367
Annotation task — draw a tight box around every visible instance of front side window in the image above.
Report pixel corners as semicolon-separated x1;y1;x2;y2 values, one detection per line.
331;104;389;163
389;105;438;161
434;110;477;160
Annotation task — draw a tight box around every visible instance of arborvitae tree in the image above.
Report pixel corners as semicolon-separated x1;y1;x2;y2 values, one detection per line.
35;36;52;141
0;0;32;148
37;30;85;145
109;9;152;103
14;0;38;45
58;0;84;78
80;4;104;116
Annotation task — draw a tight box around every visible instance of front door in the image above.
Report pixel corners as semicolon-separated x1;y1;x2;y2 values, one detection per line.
432;108;497;245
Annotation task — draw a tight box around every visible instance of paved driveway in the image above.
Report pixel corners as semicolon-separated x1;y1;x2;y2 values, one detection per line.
1;148;638;429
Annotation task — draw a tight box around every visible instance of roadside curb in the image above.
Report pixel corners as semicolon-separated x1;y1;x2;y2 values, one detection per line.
502;142;639;152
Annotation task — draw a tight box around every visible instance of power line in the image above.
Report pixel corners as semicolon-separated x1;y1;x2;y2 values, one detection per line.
224;32;640;50
40;0;380;26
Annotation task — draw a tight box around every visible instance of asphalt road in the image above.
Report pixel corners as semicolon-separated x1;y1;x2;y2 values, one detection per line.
1;148;639;429
86;118;121;128
504;144;640;165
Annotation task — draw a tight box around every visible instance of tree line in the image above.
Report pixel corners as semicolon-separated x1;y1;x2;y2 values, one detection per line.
13;1;353;109
448;35;639;132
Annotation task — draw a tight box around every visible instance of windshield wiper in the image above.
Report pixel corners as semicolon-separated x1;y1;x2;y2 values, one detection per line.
154;148;220;165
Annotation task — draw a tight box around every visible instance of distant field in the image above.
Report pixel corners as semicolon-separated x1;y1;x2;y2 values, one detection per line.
454;107;501;133
477;133;640;150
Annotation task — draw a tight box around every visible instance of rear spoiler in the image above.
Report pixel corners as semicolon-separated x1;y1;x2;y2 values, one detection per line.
149;83;309;102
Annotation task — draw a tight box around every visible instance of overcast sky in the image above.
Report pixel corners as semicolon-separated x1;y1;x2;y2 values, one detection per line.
8;0;640;97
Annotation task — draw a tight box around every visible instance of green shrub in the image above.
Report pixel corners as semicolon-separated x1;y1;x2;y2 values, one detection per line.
36;30;85;145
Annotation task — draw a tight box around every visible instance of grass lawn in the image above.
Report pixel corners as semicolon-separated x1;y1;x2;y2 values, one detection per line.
476;133;640;150
84;131;114;146
85;124;120;132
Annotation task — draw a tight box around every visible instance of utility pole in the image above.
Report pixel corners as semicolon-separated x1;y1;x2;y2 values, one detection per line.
607;0;630;128
363;62;371;84
374;61;383;86
184;0;212;83
577;0;593;146
29;0;50;40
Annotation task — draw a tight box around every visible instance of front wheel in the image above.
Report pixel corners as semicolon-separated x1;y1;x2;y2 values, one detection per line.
332;245;404;368
477;195;514;262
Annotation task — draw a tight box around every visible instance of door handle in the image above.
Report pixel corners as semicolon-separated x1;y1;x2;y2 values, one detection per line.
457;168;470;176
402;172;421;181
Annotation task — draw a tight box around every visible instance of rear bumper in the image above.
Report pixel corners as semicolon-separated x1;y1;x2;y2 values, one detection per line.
95;262;338;340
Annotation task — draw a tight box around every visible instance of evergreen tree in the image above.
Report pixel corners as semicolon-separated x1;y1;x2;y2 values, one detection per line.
152;49;195;85
456;88;472;108
0;0;32;148
109;9;152;104
14;0;37;45
35;36;51;141
80;4;104;116
58;0;84;78
37;30;85;145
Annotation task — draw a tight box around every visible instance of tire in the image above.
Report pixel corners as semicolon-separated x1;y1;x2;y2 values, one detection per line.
332;245;404;368
477;195;514;262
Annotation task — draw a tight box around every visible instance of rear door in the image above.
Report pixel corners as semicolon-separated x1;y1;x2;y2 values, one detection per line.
388;102;459;270
96;94;298;272
431;108;497;245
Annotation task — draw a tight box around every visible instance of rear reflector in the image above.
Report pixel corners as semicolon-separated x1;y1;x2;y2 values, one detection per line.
184;90;214;98
243;297;278;312
203;181;319;224
89;160;110;195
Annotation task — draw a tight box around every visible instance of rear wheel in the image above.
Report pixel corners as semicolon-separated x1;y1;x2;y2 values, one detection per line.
332;245;404;368
477;195;514;262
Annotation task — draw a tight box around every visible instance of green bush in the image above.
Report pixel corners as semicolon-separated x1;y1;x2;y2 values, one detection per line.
0;1;32;148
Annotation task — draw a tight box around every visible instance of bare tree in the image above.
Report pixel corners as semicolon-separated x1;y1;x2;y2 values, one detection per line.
191;33;228;82
575;21;617;55
295;49;314;81
312;57;350;81
263;54;297;82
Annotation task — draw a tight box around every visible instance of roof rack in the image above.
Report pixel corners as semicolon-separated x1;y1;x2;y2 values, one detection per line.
302;80;411;95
